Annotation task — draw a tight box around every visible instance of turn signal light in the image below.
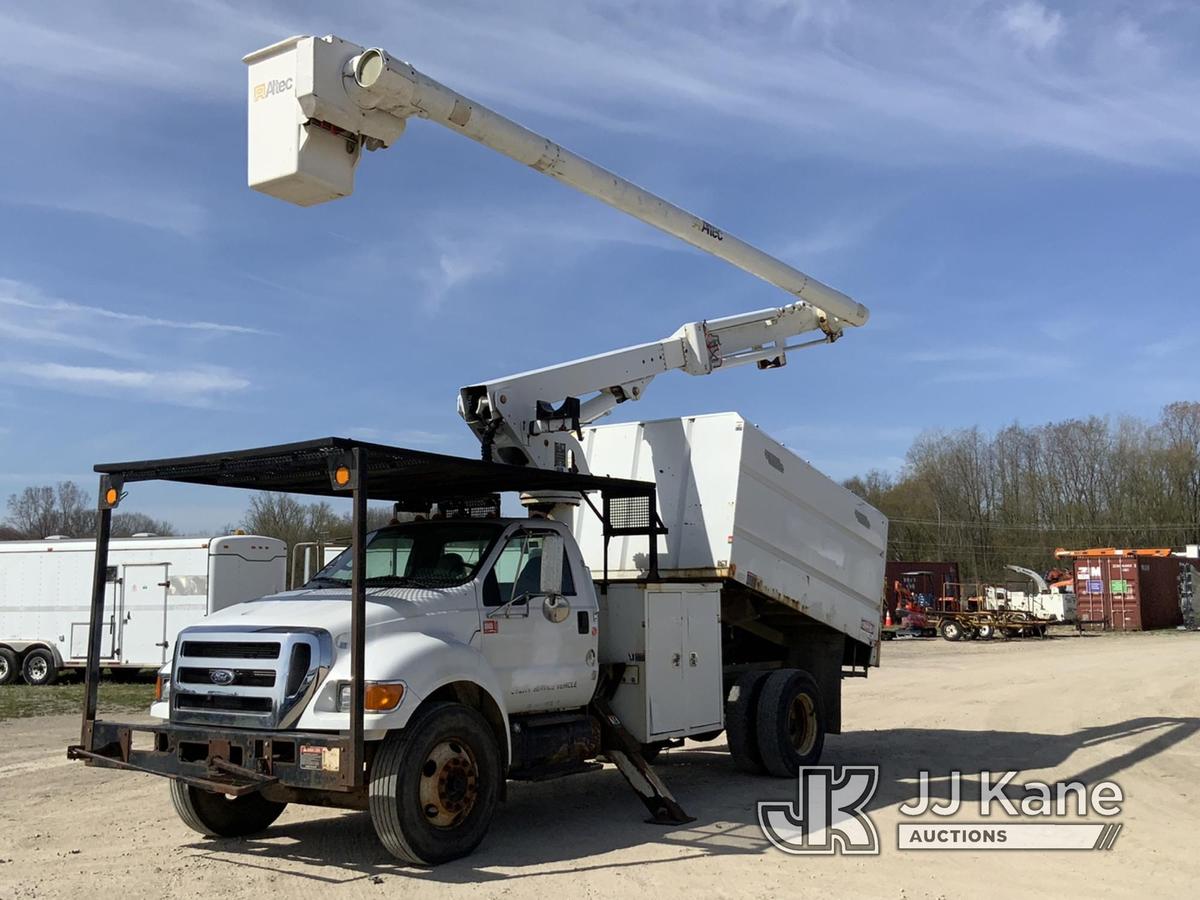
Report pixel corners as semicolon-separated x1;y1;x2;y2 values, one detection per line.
365;682;405;711
334;465;351;486
104;487;119;505
154;675;166;702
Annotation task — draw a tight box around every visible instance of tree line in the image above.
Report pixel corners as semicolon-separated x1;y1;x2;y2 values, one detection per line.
844;402;1200;583
2;483;393;572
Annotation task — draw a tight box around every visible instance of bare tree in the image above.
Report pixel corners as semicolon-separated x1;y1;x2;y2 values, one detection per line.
5;482;95;538
111;512;177;538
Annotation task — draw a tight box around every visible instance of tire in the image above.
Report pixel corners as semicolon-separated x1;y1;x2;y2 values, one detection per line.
755;669;826;778
169;780;286;837
369;702;501;866
725;670;772;773
940;620;963;642
21;648;58;686
977;624;995;640
0;648;18;686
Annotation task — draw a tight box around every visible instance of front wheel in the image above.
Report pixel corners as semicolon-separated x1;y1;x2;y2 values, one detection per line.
369;702;501;866
169;780;286;837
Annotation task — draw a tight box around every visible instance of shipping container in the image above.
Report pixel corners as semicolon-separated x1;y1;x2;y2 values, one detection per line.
1071;555;1184;631
885;561;961;617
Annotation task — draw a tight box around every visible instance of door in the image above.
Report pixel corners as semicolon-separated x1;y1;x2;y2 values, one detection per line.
646;591;686;734
684;590;723;729
479;529;597;714
68;574;119;660
119;564;169;665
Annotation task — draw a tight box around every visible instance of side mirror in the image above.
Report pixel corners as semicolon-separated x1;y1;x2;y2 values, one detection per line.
540;534;564;596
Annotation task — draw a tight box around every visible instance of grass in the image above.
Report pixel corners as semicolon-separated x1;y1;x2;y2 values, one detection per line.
0;679;156;721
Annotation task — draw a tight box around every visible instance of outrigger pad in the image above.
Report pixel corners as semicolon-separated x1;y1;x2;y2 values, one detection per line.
590;696;695;826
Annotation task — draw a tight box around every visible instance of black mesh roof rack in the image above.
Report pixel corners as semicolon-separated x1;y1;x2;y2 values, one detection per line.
93;436;655;503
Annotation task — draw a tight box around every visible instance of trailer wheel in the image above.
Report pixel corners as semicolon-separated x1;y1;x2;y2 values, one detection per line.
21;648;58;686
939;620;963;642
369;702;501;866
977;624;995;640
0;648;18;686
725;670;772;773
169;780;286;837
755;669;826;778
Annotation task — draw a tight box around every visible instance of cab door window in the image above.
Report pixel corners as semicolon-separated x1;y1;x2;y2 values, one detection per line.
483;532;575;606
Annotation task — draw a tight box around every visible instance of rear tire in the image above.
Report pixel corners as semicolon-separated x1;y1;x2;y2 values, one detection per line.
977;624;995;640
368;702;501;866
169;780;286;837
0;648;18;686
21;648;58;685
725;670;772;773
755;669;826;778
940;620;963;642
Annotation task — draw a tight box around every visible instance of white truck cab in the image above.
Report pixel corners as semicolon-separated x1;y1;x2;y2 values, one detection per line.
156;519;599;747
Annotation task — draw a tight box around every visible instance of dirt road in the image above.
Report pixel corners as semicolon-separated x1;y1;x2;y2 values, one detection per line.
2;632;1197;899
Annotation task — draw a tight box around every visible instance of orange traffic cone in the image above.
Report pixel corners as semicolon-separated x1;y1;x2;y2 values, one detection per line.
885;609;893;627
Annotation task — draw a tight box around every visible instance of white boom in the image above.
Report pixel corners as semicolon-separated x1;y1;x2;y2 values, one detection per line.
243;35;869;330
458;302;831;475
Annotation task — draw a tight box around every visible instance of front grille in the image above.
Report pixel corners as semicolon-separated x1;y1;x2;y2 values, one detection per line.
171;629;331;729
181;640;280;659
177;667;276;688
176;694;273;713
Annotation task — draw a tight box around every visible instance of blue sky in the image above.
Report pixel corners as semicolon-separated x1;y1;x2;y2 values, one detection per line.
1;0;1198;533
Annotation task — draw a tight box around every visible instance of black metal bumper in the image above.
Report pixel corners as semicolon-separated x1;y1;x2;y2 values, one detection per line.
68;719;363;805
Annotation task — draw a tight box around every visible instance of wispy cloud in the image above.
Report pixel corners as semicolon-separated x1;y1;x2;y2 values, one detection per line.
343;426;451;446
0;283;268;335
9;1;1197;170
0;361;250;405
8;188;209;238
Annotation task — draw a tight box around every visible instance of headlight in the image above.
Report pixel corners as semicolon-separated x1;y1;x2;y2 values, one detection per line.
335;680;405;712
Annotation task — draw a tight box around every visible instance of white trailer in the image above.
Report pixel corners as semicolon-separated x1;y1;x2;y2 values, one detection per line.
0;535;286;686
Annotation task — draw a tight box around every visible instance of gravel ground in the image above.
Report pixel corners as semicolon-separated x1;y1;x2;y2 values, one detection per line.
1;631;1196;899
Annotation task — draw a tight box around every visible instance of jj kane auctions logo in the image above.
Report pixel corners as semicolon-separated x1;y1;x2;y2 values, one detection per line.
758;767;1124;854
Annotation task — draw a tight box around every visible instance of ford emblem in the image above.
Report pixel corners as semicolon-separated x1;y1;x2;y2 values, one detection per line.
210;668;235;686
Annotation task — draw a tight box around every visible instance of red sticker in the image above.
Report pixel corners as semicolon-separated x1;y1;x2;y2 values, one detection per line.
483;620;498;634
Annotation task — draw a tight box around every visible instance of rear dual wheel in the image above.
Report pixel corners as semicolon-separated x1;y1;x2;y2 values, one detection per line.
726;669;826;777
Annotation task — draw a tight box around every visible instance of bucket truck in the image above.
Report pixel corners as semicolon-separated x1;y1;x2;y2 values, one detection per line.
65;34;887;868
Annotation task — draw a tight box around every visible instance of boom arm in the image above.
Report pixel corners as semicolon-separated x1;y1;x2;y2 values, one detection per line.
244;35;869;330
458;302;830;472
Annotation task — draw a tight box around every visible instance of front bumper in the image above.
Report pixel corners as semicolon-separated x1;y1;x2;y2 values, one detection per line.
68;719;364;806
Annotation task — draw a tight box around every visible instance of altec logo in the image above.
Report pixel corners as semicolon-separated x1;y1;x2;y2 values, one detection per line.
253;78;293;101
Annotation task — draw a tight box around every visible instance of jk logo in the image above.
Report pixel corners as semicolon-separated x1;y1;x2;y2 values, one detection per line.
758;766;881;855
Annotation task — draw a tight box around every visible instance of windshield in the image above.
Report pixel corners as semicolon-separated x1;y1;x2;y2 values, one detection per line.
305;522;503;590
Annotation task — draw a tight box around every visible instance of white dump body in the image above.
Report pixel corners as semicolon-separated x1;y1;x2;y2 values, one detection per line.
572;412;888;646
0;535;286;668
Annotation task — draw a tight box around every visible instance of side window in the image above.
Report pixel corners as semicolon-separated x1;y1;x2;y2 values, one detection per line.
482;532;576;605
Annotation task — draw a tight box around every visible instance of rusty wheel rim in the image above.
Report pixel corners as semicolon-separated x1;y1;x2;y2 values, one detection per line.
787;693;817;756
418;739;479;828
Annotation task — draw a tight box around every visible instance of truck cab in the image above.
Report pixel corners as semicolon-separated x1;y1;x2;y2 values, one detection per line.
158;518;598;747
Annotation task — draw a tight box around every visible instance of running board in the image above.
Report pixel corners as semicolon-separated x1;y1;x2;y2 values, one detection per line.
589;697;695;826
